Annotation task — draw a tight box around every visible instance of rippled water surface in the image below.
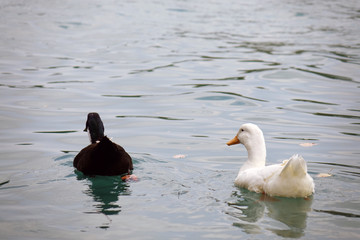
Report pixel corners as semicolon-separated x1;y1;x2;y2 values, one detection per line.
1;0;360;239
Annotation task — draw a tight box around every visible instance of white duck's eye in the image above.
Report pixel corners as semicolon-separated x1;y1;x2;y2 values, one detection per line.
241;129;244;132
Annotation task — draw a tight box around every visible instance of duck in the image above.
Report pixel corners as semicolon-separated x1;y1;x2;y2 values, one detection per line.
73;112;133;176
227;123;314;198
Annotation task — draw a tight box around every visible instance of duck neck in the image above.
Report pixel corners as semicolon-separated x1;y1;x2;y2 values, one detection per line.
84;113;105;144
89;128;104;144
241;141;266;170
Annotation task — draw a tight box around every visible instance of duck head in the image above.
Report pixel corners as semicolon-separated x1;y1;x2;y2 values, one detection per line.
227;123;266;168
227;123;264;147
84;112;105;144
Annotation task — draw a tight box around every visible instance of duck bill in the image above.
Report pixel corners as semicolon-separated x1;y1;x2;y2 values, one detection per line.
227;136;240;146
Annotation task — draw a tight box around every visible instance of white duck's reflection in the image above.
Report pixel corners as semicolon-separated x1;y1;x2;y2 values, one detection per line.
227;189;313;238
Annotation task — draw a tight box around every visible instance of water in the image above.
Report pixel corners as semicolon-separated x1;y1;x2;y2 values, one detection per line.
0;0;360;239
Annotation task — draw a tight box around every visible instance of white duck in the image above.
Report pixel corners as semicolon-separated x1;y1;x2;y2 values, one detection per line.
227;123;314;198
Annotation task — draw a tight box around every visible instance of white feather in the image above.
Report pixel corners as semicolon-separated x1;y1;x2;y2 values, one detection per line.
230;123;315;198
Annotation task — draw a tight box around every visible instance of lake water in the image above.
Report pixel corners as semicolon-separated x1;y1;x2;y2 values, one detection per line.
0;0;360;239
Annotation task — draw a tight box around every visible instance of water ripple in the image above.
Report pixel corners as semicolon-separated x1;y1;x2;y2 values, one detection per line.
116;115;192;121
176;83;227;88
314;209;360;218
34;130;77;134
292;99;338;106
193;76;245;81
313;112;360;120
210;91;268;102
294;67;353;82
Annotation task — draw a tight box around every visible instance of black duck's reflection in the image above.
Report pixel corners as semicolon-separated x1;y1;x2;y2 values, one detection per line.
76;171;131;216
227;189;313;238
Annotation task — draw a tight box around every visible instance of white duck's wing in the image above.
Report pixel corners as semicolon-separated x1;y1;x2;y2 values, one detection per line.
235;168;264;193
280;154;307;177
235;164;282;193
264;155;314;197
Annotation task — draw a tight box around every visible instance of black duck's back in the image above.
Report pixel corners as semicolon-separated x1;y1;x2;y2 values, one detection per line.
74;136;133;176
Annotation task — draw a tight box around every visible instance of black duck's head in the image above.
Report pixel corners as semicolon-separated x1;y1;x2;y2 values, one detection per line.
84;112;105;144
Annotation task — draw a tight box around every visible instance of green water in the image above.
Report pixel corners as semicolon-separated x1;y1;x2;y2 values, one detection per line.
0;0;359;239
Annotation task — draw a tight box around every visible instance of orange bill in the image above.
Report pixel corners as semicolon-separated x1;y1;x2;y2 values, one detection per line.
227;136;240;146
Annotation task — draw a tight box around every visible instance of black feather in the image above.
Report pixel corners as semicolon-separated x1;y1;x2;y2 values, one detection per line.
74;113;133;176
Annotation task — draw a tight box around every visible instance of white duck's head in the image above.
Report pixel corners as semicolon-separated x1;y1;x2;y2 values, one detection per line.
227;123;266;167
227;123;264;147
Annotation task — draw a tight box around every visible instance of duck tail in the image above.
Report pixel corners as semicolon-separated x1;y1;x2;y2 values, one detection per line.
280;154;307;177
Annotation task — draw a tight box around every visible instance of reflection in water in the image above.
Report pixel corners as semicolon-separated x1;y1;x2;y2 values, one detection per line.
228;189;313;238
76;171;131;216
116;115;191;121
294;67;353;82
